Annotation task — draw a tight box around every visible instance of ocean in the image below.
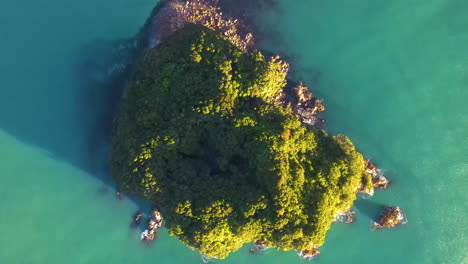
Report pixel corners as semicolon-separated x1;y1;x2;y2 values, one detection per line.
0;0;466;263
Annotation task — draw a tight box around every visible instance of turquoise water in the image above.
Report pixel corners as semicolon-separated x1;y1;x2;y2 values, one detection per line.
0;0;466;263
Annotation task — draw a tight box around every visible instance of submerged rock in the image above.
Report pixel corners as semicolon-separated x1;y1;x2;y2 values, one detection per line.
374;206;405;229
115;191;124;200
131;211;143;228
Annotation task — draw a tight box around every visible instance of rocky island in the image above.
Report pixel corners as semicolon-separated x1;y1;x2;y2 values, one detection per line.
110;0;402;260
374;206;405;229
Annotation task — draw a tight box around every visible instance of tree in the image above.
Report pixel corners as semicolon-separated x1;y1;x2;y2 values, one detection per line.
111;24;371;259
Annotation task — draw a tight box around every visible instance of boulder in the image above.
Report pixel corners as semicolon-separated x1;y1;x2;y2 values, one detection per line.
374;206;405;228
300;248;320;259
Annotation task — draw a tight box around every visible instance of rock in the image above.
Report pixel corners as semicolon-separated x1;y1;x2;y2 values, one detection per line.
362;159;390;191
364;159;377;175
300;248;320;259
115;191;124;200
249;239;268;253
249;239;267;253
372;175;390;189
313;99;325;112
148;229;156;240
275;82;325;127
292;82;312;104
374;206;405;229
255;239;267;250
140;209;164;242
148;0;254;51
356;185;374;196
131;211;143;228
140;229;150;241
335;210;356;223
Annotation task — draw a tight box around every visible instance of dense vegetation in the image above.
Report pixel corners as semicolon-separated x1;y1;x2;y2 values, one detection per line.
111;24;372;259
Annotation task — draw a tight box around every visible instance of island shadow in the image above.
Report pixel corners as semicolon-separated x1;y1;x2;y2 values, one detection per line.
72;0;284;185
0;0;283;197
71;2;171;186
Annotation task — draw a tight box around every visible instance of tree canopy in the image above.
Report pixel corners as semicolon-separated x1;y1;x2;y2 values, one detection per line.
111;23;372;259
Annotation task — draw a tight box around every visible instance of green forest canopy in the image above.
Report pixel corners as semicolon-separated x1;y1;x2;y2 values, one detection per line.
111;24;372;259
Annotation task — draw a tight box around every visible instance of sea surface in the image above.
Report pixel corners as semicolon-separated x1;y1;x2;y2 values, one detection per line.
0;0;466;263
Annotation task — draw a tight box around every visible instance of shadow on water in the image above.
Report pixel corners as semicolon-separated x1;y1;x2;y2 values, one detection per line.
354;199;386;222
0;0;280;199
72;2;167;183
56;0;283;185
74;38;137;179
0;3;167;204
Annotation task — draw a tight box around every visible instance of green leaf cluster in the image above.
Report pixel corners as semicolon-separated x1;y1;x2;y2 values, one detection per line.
111;24;371;259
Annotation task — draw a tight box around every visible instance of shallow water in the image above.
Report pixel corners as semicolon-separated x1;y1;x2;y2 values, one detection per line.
0;0;467;263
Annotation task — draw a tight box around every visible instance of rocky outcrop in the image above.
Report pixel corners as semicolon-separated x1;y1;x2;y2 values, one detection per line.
356;185;374;196
373;206;405;229
357;159;391;195
273;81;325;127
365;159;390;189
372;175;390;189
291;82;325;126
300;248;320;260
141;209;164;242
249;239;268;253
148;0;253;50
335;210;356;223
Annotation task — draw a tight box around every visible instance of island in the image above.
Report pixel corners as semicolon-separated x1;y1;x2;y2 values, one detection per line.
110;0;401;260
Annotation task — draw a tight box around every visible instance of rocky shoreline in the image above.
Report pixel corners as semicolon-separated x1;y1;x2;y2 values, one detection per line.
146;0;254;50
133;0;326;129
